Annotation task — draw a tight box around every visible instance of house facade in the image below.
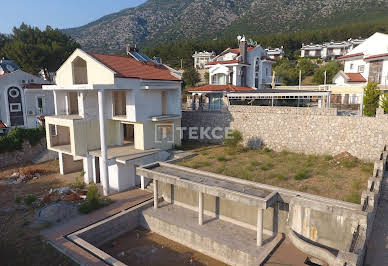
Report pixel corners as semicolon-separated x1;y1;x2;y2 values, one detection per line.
301;38;365;59
265;47;284;60
192;51;216;69
43;49;182;195
333;33;388;88
0;59;54;130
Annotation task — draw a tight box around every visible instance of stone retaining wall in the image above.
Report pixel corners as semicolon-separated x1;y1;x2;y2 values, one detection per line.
0;138;47;169
182;106;388;162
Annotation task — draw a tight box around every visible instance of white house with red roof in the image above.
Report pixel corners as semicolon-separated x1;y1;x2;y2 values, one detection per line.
0;59;54;130
188;36;281;110
43;48;182;195
334;33;388;87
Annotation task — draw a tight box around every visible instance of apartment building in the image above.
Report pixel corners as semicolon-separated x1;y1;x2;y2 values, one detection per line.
43;49;182;195
192;51;216;69
265;47;284;60
301;38;365;59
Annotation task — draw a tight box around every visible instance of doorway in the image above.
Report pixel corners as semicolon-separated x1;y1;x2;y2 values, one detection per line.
123;123;134;145
95;157;100;184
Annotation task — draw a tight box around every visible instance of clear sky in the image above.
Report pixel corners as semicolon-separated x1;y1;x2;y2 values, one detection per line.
1;0;147;34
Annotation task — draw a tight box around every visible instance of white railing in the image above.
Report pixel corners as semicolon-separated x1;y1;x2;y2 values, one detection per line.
275;85;331;91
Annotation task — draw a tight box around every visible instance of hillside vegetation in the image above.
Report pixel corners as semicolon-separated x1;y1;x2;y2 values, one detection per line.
63;0;388;53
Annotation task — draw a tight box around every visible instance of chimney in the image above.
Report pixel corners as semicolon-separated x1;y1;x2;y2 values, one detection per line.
239;36;248;64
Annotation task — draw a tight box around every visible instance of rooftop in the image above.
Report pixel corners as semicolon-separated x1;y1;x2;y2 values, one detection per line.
87;52;181;82
188;84;255;93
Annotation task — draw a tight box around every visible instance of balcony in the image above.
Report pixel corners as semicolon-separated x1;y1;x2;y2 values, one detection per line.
262;76;282;85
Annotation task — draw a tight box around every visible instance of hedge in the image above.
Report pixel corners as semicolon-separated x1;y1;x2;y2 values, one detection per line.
0;126;46;153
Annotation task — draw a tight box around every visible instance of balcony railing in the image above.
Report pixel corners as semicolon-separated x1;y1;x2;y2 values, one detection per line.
262;76;282;85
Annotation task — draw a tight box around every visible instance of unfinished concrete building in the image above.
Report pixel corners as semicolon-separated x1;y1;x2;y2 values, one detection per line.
43;49;182;195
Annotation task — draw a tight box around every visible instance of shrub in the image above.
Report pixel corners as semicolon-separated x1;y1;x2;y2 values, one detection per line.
224;130;243;147
363;82;381;117
217;156;227;162
24;195;37;206
78;183;109;214
72;171;86;189
250;160;260;167
15;195;21;203
263;147;272;153
324;155;333;161
340;160;357;169
294;169;310;180
0;126;45;153
381;93;388;114
260;162;274;171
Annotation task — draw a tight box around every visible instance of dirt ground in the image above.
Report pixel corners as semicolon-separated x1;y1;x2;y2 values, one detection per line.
0;160;79;266
100;227;227;266
177;145;373;203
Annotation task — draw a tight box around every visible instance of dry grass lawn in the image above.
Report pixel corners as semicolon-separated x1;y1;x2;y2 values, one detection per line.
0;160;78;266
176;145;373;203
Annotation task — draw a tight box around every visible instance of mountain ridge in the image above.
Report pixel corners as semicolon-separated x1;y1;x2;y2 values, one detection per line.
63;0;388;53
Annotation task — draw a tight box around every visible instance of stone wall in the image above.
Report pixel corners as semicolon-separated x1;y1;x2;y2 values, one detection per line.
0;138;47;169
182;106;388;162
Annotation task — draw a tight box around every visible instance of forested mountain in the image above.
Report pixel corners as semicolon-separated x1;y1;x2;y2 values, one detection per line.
63;0;388;53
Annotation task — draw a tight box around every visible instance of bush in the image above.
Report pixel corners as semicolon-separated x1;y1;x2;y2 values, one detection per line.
24;195;37;206
78;183;109;214
294;169;311;180
260;162;274;171
217;156;227;162
0;126;45;153
72;171;86;189
263;147;272;153
224;130;243;147
363;82;381;117
380;93;388;114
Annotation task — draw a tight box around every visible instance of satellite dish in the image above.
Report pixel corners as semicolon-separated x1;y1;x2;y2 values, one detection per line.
241;35;246;42
237;35;242;41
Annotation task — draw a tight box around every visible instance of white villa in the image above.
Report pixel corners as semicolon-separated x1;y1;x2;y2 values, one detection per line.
301;38;365;59
333;32;388;88
43;49;182;195
192;51;216;69
265;47;284;60
0;59;54;130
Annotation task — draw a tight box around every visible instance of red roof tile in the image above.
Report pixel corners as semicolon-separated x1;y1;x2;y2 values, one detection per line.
365;53;388;60
0;121;7;129
188;84;254;92
87;52;180;81
337;53;364;59
206;59;241;66
24;83;44;89
345;73;366;82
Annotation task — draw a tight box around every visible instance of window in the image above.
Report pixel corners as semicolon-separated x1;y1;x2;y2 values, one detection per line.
358;65;365;73
350;64;354;70
8;88;20;98
10;103;21;112
49;124;57;136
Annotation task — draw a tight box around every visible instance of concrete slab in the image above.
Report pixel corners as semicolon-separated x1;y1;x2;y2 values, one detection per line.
141;202;282;265
89;144;160;160
41;189;153;266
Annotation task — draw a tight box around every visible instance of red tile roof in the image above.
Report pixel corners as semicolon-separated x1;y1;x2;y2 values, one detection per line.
229;47;255;54
206;59;242;65
87;52;180;81
188;84;255;92
345;73;366;83
337;53;364;59
23;83;44;89
0;121;7;129
364;53;388;60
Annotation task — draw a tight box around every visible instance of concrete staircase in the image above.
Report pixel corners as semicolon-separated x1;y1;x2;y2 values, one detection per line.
380;177;388;201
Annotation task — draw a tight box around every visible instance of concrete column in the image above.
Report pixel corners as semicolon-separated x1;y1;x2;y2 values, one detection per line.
58;152;64;175
82;156;94;184
153;179;159;209
257;208;264;246
98;90;110;196
140;175;145;190
199;191;204;225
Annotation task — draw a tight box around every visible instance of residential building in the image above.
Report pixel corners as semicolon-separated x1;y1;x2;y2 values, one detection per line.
192;51;216;69
301;38;365;59
43;49;182;195
265;47;284;60
333;32;388;88
0;59;54;129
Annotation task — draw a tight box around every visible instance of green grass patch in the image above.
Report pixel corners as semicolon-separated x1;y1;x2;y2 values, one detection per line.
361;163;373;174
250;160;260;167
23;195;37;206
217;156;228;162
345;192;360;204
294;169;311;180
324;155;333;161
263;147;272;153
340;160;358;168
260;162;274;171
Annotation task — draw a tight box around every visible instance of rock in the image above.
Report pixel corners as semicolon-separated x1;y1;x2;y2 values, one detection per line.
10;172;19;178
34;173;41;178
13;177;23;184
33;177;38;180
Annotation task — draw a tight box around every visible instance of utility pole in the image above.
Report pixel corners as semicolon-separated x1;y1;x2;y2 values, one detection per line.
324;71;327;86
180;58;183;70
